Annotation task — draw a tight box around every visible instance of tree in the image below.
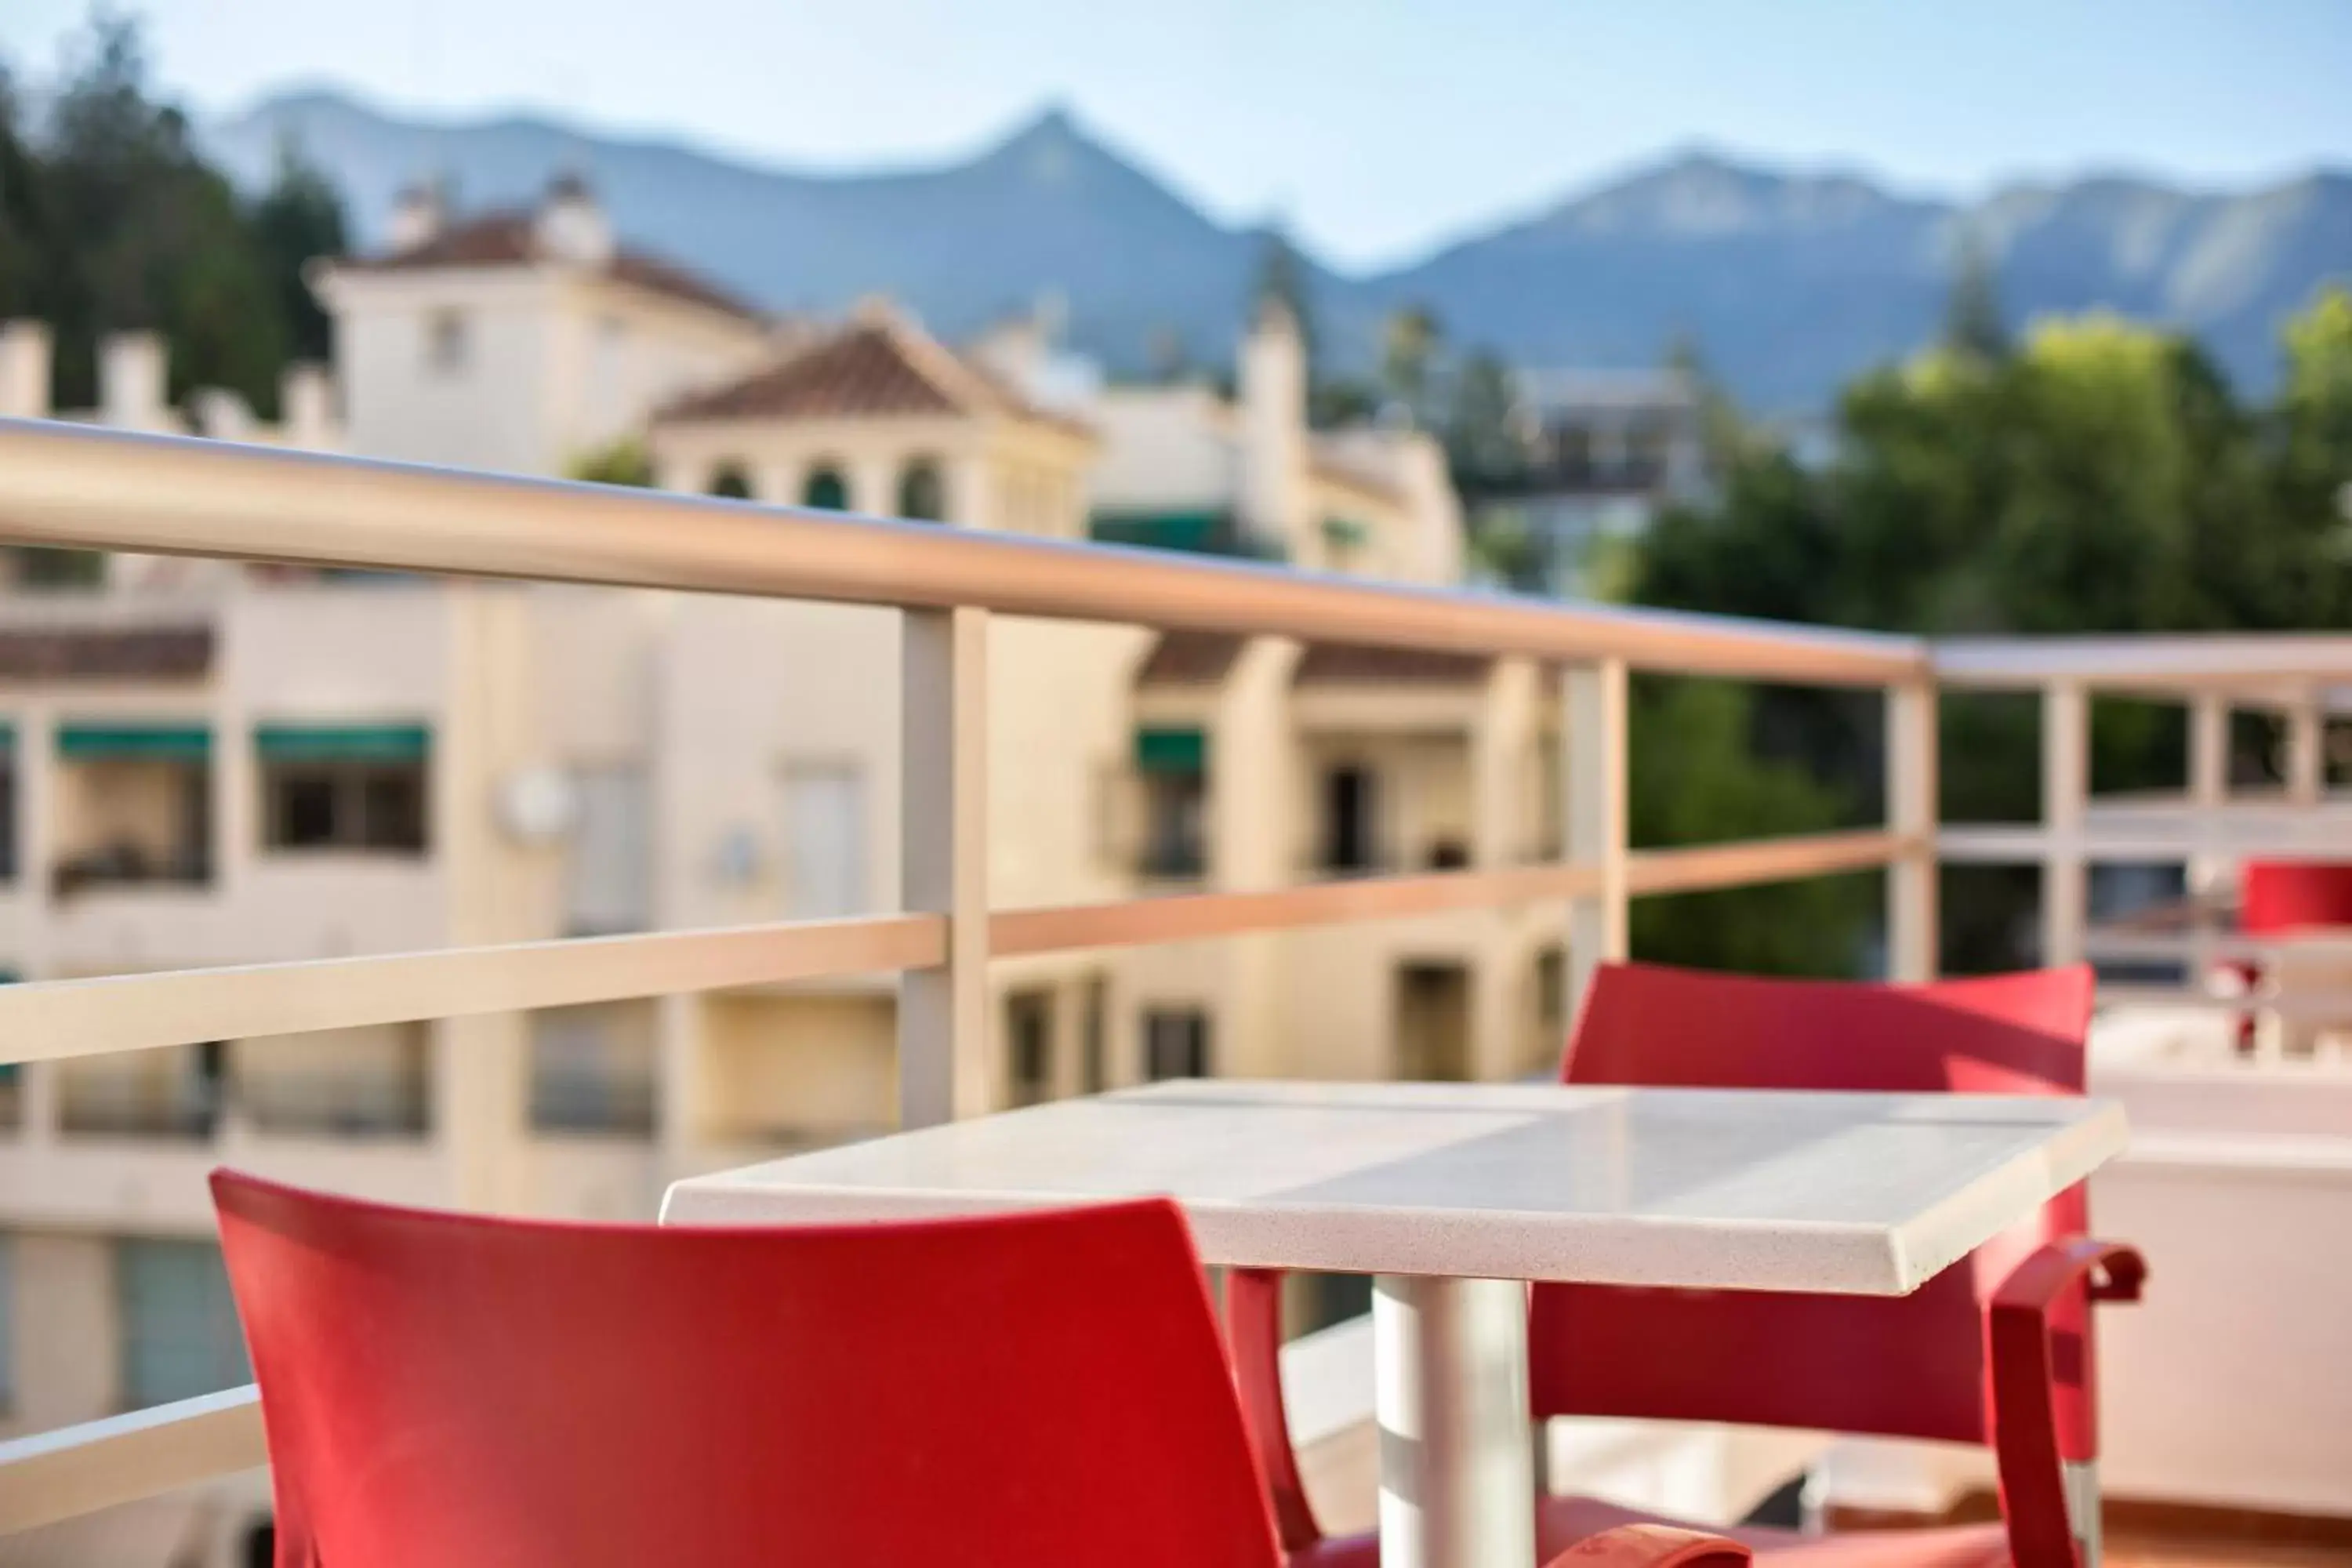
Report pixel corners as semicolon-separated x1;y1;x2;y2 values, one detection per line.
1;14;349;419
0;65;44;318
248;136;349;366
1944;227;2010;362
1379;304;1442;423
2277;285;2352;532
1443;350;1523;495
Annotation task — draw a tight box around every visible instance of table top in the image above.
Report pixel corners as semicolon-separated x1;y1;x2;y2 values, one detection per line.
662;1080;2129;1295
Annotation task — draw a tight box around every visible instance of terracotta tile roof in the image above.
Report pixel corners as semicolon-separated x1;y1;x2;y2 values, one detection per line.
341;212;764;323
0;626;213;681
655;316;1093;439
659;324;962;421
1293;642;1490;686
1136;630;1246;688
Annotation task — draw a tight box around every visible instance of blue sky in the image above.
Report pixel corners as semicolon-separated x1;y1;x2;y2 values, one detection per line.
8;0;2350;268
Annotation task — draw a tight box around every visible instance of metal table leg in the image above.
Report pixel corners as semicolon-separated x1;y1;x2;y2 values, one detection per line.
1374;1274;1535;1568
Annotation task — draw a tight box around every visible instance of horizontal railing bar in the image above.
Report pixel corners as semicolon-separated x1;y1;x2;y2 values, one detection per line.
991;862;1600;956
1625;829;1909;898
1936;636;2352;691
0;915;943;1064
0;1385;264;1534
2096;982;2352;1021
0;420;1922;687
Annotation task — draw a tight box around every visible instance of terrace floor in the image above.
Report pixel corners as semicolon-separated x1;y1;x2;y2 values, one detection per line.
1298;1427;2352;1566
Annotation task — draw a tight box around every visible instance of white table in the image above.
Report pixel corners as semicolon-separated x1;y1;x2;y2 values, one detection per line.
664;1080;2129;1568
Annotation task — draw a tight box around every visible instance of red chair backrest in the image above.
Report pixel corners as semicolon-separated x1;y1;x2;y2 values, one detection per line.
212;1171;1280;1568
2241;859;2352;935
1531;962;2099;1454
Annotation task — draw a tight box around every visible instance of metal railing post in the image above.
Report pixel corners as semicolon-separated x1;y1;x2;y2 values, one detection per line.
900;606;992;1127
2042;681;2089;968
1886;679;1940;982
2286;693;2325;807
1564;659;1628;1017
2187;692;2231;941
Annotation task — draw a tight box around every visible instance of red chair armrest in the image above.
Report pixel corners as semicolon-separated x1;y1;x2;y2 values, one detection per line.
1224;1266;1323;1552
1989;1239;2148;1568
1550;1524;1751;1566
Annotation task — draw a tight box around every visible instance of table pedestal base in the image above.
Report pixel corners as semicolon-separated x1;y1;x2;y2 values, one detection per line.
1374;1274;1535;1568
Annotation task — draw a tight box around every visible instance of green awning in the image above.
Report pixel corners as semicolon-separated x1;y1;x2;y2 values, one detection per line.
58;723;211;761
256;723;430;764
1091;510;1228;555
1135;727;1207;775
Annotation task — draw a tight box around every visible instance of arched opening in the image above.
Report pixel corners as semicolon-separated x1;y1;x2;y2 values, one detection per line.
801;463;850;510
707;461;753;500
896;457;947;522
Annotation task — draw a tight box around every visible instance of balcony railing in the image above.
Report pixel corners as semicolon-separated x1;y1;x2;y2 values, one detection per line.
0;415;2343;1535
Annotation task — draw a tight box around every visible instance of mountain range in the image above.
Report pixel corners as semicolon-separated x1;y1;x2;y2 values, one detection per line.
209;90;2352;412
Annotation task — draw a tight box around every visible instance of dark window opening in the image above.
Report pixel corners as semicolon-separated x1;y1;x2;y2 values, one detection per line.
803;465;850;510
1006;989;1054;1107
1144;1008;1210;1081
897;457;947;521
708;462;754;500
265;763;429;853
1323;764;1377;873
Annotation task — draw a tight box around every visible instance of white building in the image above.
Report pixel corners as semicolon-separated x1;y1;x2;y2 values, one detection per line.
310;175;778;477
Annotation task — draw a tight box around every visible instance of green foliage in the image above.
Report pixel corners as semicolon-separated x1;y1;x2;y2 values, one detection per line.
1444;350;1524;493
568;437;655;488
1628;677;1873;977
1628;287;2352;972
1380;303;1442;421
1;14;350;419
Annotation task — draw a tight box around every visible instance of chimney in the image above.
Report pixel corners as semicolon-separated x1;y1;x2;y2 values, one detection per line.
534;171;613;267
1237;301;1308;544
387;180;445;252
0;321;52;417
280;363;336;449
100;332;171;431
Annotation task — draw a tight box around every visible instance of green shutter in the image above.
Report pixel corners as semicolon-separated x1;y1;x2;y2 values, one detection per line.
1134;727;1207;775
0;723;13;753
256;723;430;764
57;723;212;761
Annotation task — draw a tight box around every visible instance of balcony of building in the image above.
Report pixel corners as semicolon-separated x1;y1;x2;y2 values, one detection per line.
0;420;2347;1566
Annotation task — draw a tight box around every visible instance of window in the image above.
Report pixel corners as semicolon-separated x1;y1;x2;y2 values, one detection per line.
708;462;753;500
1005;989;1054;1108
781;764;865;919
896;457;947;521
566;766;651;935
1144;1007;1210;1081
0;731;13;881
1323;764;1379;873
53;724;213;892
801;464;850;510
1081;975;1108;1094
260;725;429;854
1136;728;1207;879
423;308;470;375
531;1003;655;1134
0;1236;11;1410
116;1240;251;1409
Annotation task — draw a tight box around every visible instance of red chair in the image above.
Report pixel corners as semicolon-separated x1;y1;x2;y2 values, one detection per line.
2222;860;2352;1049
2241;859;2352;935
1231;963;2145;1568
211;1170;1748;1568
